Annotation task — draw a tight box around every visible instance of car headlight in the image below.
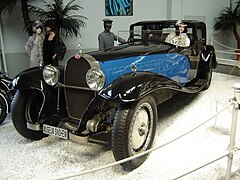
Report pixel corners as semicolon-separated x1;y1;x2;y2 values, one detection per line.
42;65;60;86
86;68;105;91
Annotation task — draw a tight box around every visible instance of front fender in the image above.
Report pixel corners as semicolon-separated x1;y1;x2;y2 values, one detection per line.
13;67;45;91
100;71;183;102
77;71;183;133
13;66;65;92
12;66;66;119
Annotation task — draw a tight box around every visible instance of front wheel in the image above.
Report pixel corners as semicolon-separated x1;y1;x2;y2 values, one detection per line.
111;95;157;170
11;90;47;140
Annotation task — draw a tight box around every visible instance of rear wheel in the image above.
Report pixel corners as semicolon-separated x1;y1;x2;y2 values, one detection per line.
111;95;157;170
11;90;47;140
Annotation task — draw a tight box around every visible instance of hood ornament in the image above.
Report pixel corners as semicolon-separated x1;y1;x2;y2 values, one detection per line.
75;38;83;59
131;65;137;75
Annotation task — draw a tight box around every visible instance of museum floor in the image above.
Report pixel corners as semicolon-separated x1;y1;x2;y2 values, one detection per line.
1;71;240;180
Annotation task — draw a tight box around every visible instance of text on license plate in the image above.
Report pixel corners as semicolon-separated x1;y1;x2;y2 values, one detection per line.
43;124;68;140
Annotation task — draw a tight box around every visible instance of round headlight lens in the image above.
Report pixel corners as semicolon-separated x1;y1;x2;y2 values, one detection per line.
86;68;105;91
42;65;60;86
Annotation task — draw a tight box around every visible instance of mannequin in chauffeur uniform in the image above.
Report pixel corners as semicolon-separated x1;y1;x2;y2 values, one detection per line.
98;19;126;50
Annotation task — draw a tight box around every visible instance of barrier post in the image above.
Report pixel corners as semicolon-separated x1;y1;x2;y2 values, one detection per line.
225;83;240;180
210;35;213;46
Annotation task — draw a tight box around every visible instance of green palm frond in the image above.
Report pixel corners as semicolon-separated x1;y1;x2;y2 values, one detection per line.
0;0;18;15
28;0;87;37
214;1;240;33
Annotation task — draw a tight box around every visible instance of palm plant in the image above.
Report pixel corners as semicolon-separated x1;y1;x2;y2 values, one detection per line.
28;0;87;37
214;0;240;56
0;0;18;15
0;0;32;35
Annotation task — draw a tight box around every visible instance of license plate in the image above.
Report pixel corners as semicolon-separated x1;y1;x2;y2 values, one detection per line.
43;124;68;140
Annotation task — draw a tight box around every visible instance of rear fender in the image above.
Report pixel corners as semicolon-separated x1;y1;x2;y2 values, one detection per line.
196;45;217;79
200;45;217;69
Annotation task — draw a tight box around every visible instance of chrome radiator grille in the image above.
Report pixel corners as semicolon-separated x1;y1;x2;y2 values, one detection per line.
64;57;95;120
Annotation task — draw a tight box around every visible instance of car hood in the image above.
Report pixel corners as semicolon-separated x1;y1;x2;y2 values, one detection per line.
88;43;172;62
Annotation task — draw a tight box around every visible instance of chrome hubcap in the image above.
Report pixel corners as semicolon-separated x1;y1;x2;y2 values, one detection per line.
131;107;149;150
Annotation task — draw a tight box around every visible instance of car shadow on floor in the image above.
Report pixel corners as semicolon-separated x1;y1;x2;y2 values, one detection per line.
156;91;200;123
89;91;200;148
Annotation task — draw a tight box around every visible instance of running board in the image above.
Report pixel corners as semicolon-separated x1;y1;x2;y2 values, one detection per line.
184;78;207;92
193;79;206;86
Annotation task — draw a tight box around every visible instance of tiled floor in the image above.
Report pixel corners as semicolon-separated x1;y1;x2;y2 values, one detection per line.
214;63;240;77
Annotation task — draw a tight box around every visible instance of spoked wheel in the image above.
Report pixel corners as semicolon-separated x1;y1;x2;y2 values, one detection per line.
111;95;157;170
11;90;47;140
0;95;7;125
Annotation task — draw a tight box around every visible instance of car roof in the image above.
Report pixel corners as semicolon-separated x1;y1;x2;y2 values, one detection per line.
130;20;205;28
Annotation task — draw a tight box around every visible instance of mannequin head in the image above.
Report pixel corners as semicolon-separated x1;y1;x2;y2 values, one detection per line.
32;20;44;34
175;20;187;35
103;18;113;32
45;20;57;32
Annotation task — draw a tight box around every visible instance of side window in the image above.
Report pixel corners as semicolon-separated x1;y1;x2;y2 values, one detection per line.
186;28;193;45
197;28;202;41
194;27;204;55
132;26;142;40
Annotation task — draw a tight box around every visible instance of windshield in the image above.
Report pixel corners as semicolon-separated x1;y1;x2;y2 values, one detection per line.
129;23;193;46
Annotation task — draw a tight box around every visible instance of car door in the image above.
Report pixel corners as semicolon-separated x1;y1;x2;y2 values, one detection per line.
186;25;202;80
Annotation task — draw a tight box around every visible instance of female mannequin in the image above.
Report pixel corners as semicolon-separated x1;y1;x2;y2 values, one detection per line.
25;20;45;67
165;20;190;47
43;20;66;66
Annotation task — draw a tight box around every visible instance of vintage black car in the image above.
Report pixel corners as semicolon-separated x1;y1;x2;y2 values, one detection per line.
11;20;217;170
0;71;14;125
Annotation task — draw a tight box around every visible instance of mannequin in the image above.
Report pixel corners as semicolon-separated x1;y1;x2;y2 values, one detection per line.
25;20;45;67
43;20;66;66
98;18;126;50
165;20;190;47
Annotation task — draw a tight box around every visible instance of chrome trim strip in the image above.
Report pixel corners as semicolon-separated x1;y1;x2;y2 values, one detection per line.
83;54;101;69
38;81;46;119
0;80;11;92
69;133;89;143
58;82;95;91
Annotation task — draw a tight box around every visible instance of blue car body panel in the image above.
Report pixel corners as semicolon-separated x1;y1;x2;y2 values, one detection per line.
99;53;190;87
